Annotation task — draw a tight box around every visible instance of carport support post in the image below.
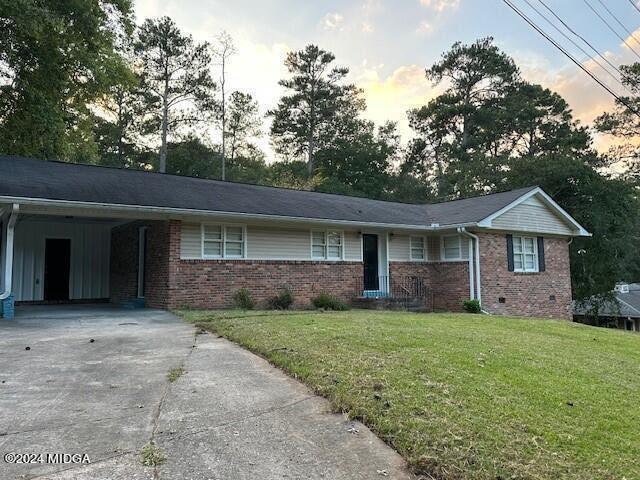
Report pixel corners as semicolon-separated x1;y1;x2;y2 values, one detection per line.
0;204;19;319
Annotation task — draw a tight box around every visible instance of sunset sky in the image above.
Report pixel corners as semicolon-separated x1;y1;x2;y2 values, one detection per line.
134;0;640;159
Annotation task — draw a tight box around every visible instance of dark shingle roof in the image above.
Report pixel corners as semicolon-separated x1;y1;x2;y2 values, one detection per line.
0;155;537;227
575;284;640;318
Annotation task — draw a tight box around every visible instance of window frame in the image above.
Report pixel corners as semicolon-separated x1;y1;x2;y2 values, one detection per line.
310;230;344;260
201;223;247;259
512;235;539;273
410;235;426;261
440;234;463;261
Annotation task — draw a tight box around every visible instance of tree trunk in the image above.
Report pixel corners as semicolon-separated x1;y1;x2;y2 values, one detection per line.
220;56;226;181
307;103;315;176
159;75;169;173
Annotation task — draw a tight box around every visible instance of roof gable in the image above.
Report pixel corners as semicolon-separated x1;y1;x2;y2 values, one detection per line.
477;187;590;236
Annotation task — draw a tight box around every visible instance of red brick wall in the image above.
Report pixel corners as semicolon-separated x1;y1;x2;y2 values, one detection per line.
109;223;139;305
389;261;470;311
478;232;572;319
109;220;172;308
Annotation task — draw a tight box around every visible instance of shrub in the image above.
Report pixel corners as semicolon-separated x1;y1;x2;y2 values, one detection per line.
463;299;482;313
232;288;255;310
312;293;349;311
268;288;294;310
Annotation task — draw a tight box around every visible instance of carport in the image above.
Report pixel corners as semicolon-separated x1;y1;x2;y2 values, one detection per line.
0;203;159;319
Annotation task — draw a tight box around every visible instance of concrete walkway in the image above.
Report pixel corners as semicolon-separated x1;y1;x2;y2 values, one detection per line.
0;306;411;480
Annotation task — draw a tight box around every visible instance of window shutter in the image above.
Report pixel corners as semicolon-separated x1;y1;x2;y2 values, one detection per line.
506;234;514;272
537;237;546;272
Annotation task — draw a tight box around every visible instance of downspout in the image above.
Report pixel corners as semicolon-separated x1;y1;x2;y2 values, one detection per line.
1;204;19;300
457;227;482;307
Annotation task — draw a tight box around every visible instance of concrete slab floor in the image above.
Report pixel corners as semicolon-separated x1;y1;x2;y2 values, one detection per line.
0;305;412;480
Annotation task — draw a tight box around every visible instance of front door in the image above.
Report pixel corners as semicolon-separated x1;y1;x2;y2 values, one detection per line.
363;234;379;290
44;238;71;301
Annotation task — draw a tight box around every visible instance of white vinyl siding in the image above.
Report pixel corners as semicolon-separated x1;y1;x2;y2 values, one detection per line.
410;236;426;261
491;195;574;235
12;219;111;301
180;223;201;258
388;235;411;261
513;235;538;272
181;222;359;261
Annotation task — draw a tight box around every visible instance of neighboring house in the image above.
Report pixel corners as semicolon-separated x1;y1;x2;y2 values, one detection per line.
0;156;590;319
574;283;640;332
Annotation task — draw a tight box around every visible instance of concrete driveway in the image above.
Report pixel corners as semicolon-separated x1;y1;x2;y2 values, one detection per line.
0;305;411;480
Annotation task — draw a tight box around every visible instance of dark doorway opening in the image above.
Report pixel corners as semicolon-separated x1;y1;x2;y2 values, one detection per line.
363;234;379;290
44;238;71;301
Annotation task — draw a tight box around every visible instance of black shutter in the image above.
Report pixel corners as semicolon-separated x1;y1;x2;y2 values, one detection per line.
506;234;514;272
537;237;546;272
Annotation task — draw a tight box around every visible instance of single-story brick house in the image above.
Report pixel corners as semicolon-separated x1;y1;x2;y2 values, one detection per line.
0;155;590;319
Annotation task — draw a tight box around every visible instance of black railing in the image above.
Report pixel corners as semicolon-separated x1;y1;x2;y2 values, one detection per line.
355;275;428;299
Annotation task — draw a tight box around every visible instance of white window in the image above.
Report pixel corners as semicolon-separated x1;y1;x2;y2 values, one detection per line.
410;236;425;260
513;236;538;272
442;235;462;260
202;224;245;259
311;230;343;260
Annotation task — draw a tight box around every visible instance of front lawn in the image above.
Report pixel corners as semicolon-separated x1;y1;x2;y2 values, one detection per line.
180;310;640;480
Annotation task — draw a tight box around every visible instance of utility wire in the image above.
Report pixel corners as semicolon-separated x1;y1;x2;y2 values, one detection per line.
628;0;640;16
536;0;623;76
522;0;626;88
581;0;640;60
501;0;640;119
594;0;640;47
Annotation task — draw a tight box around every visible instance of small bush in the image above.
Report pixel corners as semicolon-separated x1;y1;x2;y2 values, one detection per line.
232;288;255;310
268;288;294;310
312;293;349;311
463;299;482;313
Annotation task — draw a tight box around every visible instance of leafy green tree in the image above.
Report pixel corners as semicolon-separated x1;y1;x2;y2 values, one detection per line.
315;120;398;199
225;91;262;164
595;63;640;181
0;0;133;161
269;45;364;175
406;38;591;199
135;16;216;173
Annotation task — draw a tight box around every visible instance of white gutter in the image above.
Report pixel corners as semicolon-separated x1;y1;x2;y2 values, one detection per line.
0;195;478;232
457;227;481;306
1;204;19;300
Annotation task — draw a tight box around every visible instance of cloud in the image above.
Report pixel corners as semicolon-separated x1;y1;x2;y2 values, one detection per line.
416;21;434;35
361;21;374;33
323;12;344;31
419;0;460;12
355;64;444;142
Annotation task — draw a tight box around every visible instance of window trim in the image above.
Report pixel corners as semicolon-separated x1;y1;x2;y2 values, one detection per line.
440;234;463;261
512;235;539;273
410;235;426;261
310;229;345;261
201;223;247;259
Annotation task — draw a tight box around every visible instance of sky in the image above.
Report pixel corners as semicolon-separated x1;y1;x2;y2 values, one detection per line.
134;0;640;160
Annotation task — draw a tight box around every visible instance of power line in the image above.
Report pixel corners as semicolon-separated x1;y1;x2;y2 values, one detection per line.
594;0;640;47
501;0;640;119
628;0;640;16
522;0;625;88
581;0;640;60
536;0;623;76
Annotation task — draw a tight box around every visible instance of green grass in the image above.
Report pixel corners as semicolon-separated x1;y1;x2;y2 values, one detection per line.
166;366;185;383
179;309;640;480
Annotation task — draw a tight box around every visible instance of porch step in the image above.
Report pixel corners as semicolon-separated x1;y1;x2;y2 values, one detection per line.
351;296;430;312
